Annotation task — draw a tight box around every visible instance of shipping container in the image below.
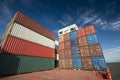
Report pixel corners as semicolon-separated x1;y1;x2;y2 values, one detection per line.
0;54;54;76
64;33;70;41
80;46;90;57
59;59;66;69
87;34;99;45
84;25;96;35
72;57;82;69
92;56;107;70
78;37;88;46
89;44;103;56
14;12;55;40
58;50;65;59
64;40;71;49
70;31;78;40
64;49;72;59
81;57;93;70
59;35;64;43
1;36;54;58
77;28;86;37
71;38;79;47
65;59;73;69
10;23;55;49
58;42;64;50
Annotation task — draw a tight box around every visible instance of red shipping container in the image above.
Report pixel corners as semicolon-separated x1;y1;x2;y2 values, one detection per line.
64;48;72;59
64;33;70;41
1;36;54;58
58;42;64;50
59;59;66;69
80;46;90;57
84;25;96;35
58;50;65;59
77;28;86;37
59;35;64;43
14;12;55;40
78;37;88;46
81;57;94;70
89;44;103;56
64;40;71;49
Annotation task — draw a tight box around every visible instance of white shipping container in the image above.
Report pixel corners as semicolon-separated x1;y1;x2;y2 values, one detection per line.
10;23;55;49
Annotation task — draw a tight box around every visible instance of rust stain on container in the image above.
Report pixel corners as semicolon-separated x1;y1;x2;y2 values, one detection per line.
78;37;88;46
80;46;90;57
77;28;86;37
81;57;94;70
64;33;70;41
14;12;55;40
84;25;96;35
89;44;103;56
64;40;71;49
1;36;55;58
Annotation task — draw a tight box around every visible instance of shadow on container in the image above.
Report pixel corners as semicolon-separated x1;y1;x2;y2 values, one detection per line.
0;49;20;76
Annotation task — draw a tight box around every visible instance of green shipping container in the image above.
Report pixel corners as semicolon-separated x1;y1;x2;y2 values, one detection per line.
0;54;54;76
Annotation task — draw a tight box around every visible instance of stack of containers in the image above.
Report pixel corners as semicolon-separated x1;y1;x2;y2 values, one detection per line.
84;25;107;71
58;24;108;71
0;12;55;75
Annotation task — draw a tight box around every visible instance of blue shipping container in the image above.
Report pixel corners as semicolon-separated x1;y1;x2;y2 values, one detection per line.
70;31;78;40
72;45;80;51
72;57;82;69
72;52;80;58
71;38;79;46
92;56;107;70
87;34;99;45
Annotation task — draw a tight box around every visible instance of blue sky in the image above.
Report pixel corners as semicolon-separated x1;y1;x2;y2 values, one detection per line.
0;0;120;63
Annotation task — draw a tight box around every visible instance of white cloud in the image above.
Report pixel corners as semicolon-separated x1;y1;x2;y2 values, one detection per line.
104;46;120;63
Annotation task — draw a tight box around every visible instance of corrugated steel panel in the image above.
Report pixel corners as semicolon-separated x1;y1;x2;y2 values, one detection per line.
65;59;73;69
0;54;54;76
80;46;90;57
78;37;88;46
64;40;71;49
14;12;55;40
64;33;70;41
64;49;72;59
58;42;64;50
59;59;66;69
71;38;79;47
72;45;80;58
77;28;86;37
72;57;82;69
70;31;78;40
58;50;65;59
84;25;96;35
10;23;55;49
92;56;107;70
89;44;103;56
59;35;64;43
1;36;54;58
87;34;99;45
81;57;93;70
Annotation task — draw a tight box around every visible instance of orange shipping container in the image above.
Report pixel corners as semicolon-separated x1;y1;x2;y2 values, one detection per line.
81;57;93;70
1;36;54;58
80;46;90;57
64;40;71;49
59;35;64;43
78;37;88;46
64;49;72;59
58;50;65;59
65;59;73;69
64;33;70;41
84;25;96;35
77;28;86;37
89;44;103;56
58;42;64;50
59;59;66;69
